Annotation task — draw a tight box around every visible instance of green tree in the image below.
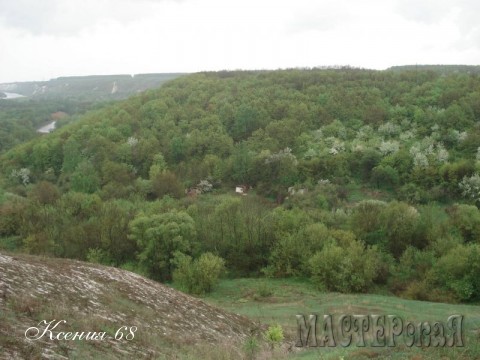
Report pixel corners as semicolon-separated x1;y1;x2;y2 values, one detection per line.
28;181;60;205
98;200;137;265
151;171;184;199
70;161;100;194
62;137;82;173
371;165;399;188
148;153;168;179
349;200;386;246
129;210;196;281
230;142;254;183
380;201;423;257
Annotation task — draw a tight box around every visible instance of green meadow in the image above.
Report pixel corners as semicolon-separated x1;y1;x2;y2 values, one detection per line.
203;278;480;359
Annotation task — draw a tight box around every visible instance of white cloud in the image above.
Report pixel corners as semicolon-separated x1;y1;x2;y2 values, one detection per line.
0;0;163;34
0;0;479;83
394;0;452;24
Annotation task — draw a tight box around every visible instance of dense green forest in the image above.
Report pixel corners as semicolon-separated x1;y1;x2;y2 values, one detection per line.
1;67;480;303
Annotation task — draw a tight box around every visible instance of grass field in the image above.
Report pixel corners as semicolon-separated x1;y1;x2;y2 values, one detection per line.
202;278;480;359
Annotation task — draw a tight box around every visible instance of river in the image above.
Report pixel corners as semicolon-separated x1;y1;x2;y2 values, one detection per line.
37;121;56;134
1;92;26;99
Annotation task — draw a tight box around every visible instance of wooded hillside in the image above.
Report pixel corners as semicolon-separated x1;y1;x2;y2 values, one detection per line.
1;68;479;303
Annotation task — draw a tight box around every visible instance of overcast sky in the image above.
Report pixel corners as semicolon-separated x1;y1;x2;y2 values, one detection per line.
0;0;479;83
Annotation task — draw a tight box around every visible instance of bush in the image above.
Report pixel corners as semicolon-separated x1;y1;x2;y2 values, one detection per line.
349;200;386;246
308;238;381;293
426;244;480;301
371;165;399;188
380;201;423;257
397;183;430;204
393;247;436;284
402;280;431;301
263;324;284;350
447;204;480;243
254;282;274;299
86;248;113;265
173;252;226;295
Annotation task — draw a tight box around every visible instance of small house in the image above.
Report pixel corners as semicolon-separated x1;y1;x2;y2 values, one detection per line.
235;185;249;195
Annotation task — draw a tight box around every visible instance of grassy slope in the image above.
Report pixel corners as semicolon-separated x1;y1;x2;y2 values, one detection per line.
203;278;480;359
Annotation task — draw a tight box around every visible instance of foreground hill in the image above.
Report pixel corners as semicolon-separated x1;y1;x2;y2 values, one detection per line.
0;252;254;359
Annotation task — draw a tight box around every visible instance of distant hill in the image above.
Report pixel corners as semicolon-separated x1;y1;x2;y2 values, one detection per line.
387;64;480;74
0;73;184;153
0;73;185;101
0;252;254;359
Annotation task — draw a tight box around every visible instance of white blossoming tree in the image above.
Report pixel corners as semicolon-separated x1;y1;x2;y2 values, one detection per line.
379;140;399;156
11;168;31;185
378;122;400;137
459;173;480;204
127;136;139;147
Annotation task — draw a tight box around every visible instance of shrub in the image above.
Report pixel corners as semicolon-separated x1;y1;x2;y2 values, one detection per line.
263;324;284;350
86;248;113;265
173;252;226;295
380;201;423;257
426;244;480;301
447;204;480;243
254;282;274;299
402;280;431;301
308;239;381;293
371;165;399;188
397;183;430;204
393;247;436;284
349;200;386;246
265;223;331;277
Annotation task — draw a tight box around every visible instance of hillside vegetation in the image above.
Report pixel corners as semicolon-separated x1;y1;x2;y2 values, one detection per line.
1;68;480;304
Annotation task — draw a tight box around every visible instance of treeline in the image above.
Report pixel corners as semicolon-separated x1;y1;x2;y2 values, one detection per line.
1;68;480;301
388;64;480;75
